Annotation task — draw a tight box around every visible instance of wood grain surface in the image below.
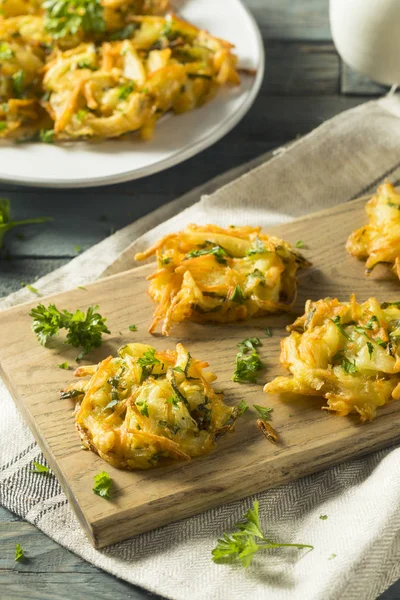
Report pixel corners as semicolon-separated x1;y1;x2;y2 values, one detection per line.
1;195;399;549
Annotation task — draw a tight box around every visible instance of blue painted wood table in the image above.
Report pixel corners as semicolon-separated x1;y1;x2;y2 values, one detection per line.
0;1;397;598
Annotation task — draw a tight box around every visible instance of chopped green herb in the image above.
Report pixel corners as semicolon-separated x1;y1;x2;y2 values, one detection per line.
118;83;134;100
103;398;118;411
264;327;272;337
375;337;387;348
136;399;149;417
341;357;357;374
236;400;249;416
330;316;351;340
253;405;273;420
30;461;50;474
367;341;373;360
29;303;110;361
231;284;245;304
381;301;400;309
328;553;337;560
211;500;313;567
93;471;112;499
233;351;263;383
78;285;87;290
39;129;54;143
77;60;97;70
248;268;265;281
295;240;306;249
76;109;87;122
60;389;84;399
0;198;51;249
246;238;267;256
137;348;160;380
74;245;82;253
128;324;137;331
160;256;172;266
15;543;24;562
165;394;180;407
12;70;25;97
387;201;400;210
58;362;70;369
0;121;7;132
24;283;39;295
237;337;262;354
0;42;14;59
186;243;229;265
319;514;328;520
43;0;105;40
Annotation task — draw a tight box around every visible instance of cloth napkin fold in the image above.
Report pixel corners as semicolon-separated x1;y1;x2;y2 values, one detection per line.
2;95;400;600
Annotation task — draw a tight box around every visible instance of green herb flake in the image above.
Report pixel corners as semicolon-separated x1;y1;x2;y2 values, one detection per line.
118;83;134;100
246;238;267;256
211;500;313;567
15;543;24;562
109;22;138;40
77;60;97;70
136;399;149;417
253;404;273;420
103;398;118;411
319;514;328;520
39;129;54;143
295;240;306;249
128;324;137;331
341;356;357;374
264;327;272;337
387;201;400;210
381;301;400;309
58;362;70;369
93;471;112;499
0;121;7;132
12;69;25;97
231;284;245;304
330;315;351;340
186;243;229;265
367;341;373;360
0;42;14;59
78;285;87;290
165;394;180;407
24;283;39;295
76;109;87;122
237;337;262;354
74;245;82;253
137;348;161;380
233;351;263;384
30;461;50;474
328;553;337;560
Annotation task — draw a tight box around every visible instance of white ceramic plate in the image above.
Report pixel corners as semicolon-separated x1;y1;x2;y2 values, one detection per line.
0;0;264;188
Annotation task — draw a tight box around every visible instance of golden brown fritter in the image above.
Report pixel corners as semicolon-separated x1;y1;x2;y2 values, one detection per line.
135;224;310;336
62;342;245;470
347;182;400;280
264;295;400;422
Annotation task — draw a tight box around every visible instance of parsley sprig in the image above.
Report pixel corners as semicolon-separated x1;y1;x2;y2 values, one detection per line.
0;198;51;249
233;338;264;383
186;242;229;265
43;0;105;40
29;303;110;361
93;471;112;499
212;501;313;567
15;543;25;562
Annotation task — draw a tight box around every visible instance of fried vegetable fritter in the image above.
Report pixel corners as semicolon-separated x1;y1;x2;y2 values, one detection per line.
347;182;400;280
264;295;400;421
62;342;244;469
135;224;310;336
0;4;240;140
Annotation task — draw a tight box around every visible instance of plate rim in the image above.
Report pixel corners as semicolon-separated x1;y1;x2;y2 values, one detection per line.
0;0;265;189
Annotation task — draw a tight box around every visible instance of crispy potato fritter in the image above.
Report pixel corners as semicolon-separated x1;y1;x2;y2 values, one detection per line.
134;224;310;335
62;342;244;469
264;295;400;421
347;182;400;280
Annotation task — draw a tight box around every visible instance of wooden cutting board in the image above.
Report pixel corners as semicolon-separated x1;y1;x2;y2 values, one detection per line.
1;195;399;549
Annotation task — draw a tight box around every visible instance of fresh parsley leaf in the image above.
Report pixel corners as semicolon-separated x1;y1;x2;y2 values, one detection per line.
237;337;262;354
212;500;313;567
137;348;160;380
0;198;51;249
295;240;306;248
264;327;272;337
39;129;54;143
0;121;7;132
29;303;110;360
365;315;379;329
165;394;180;407
248;268;265;281
319;514;328;520
231;284;245;304
76;109;87;122
77;60;97;70
375;337;387;348
160;256;172;266
43;0;105;39
93;471;112;499
15;543;24;562
367;341;373;360
328;553;337;560
341;357;357;374
186;243;229;265
136;399;149;417
30;461;50;474
60;389;84;399
128;324;137;331
253;404;273;420
78;285;87;290
233;351;263;383
118;83;134;100
12;70;24;97
236;400;249;416
58;362;70;369
330;316;351;340
24;283;39;295
74;245;82;253
0;42;14;59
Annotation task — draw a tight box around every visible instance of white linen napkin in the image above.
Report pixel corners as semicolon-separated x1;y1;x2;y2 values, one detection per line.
2;95;400;600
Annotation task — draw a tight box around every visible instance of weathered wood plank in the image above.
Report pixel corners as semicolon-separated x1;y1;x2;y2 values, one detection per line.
246;0;331;41
341;61;387;96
